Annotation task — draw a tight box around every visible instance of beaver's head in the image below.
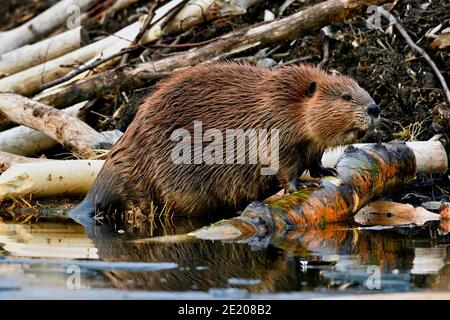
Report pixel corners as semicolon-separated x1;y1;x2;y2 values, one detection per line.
302;72;380;147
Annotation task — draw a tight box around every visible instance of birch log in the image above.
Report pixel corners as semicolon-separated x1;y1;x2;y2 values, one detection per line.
321;141;448;174
0;151;55;173
0;93;98;157
52;0;263;93
0;101;89;156
0;23;141;96
0;0;261;96
0;160;104;200
148;0;264;41
0;141;445;202
0;27;90;77
83;0;262;72
36;0;392;108
0;0;97;55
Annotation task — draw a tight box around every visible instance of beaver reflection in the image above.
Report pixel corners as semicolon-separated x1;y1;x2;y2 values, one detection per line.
82;219;437;293
86;220;289;292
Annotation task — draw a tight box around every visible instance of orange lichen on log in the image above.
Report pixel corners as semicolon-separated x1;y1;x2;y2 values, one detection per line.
190;143;417;241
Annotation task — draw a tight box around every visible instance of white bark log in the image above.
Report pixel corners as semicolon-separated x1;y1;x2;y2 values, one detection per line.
321;141;448;174
0;27;89;77
96;0;262;60
0;0;261;96
0;23;140;96
0;141;445;201
152;0;262;41
0;93;98;157
0;0;97;55
0;101;89;156
47;0;263;93
0;151;55;173
0;160;103;200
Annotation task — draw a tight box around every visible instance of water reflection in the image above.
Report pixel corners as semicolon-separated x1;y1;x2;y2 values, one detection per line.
0;218;449;297
86;219;450;294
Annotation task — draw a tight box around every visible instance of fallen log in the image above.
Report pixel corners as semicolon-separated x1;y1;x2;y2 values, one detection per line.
35;0;392;108
0;26;89;78
159;0;263;39
0;0;97;55
189;143;419;241
78;0;262;75
0;101;89;156
0;23;141;96
0;0;261;96
0;151;55;173
322;141;447;174
35;65;170;108
0;93;98;157
0;141;444;202
0;160;104;201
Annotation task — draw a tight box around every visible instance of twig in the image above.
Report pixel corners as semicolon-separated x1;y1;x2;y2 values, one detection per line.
84;0;116;20
318;38;329;68
41;0;189;91
276;56;313;67
318;26;332;68
39;47;140;91
378;7;450;105
120;1;160;66
149;38;218;49
279;0;296;16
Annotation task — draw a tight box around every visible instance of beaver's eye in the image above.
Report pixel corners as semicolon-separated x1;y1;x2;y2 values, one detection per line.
341;94;352;101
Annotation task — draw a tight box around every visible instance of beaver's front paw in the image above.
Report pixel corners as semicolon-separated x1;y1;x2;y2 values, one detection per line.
284;179;301;194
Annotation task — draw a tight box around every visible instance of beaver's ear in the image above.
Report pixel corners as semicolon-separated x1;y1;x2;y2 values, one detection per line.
307;82;317;96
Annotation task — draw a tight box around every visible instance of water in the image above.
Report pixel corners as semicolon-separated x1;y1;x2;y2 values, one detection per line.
0;217;449;299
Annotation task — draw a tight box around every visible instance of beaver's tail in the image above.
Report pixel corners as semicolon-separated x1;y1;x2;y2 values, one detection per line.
68;195;96;226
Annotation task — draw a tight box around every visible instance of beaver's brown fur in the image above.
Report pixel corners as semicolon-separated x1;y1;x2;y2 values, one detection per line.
70;62;380;221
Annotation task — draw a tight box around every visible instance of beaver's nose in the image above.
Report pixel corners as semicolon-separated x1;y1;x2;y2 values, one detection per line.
367;103;381;118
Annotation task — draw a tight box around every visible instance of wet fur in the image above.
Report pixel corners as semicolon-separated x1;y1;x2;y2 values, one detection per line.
70;62;376;221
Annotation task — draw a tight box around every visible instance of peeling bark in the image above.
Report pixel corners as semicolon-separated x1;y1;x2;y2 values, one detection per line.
0;93;98;157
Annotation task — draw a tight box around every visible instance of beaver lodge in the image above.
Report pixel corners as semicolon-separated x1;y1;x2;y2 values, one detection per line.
0;0;449;301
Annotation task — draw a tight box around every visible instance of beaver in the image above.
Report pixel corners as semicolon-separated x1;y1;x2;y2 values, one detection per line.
69;62;380;223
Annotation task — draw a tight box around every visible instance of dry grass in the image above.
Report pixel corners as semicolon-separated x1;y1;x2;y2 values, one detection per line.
393;120;427;141
4;194;38;223
111;201;175;235
0;195;74;222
